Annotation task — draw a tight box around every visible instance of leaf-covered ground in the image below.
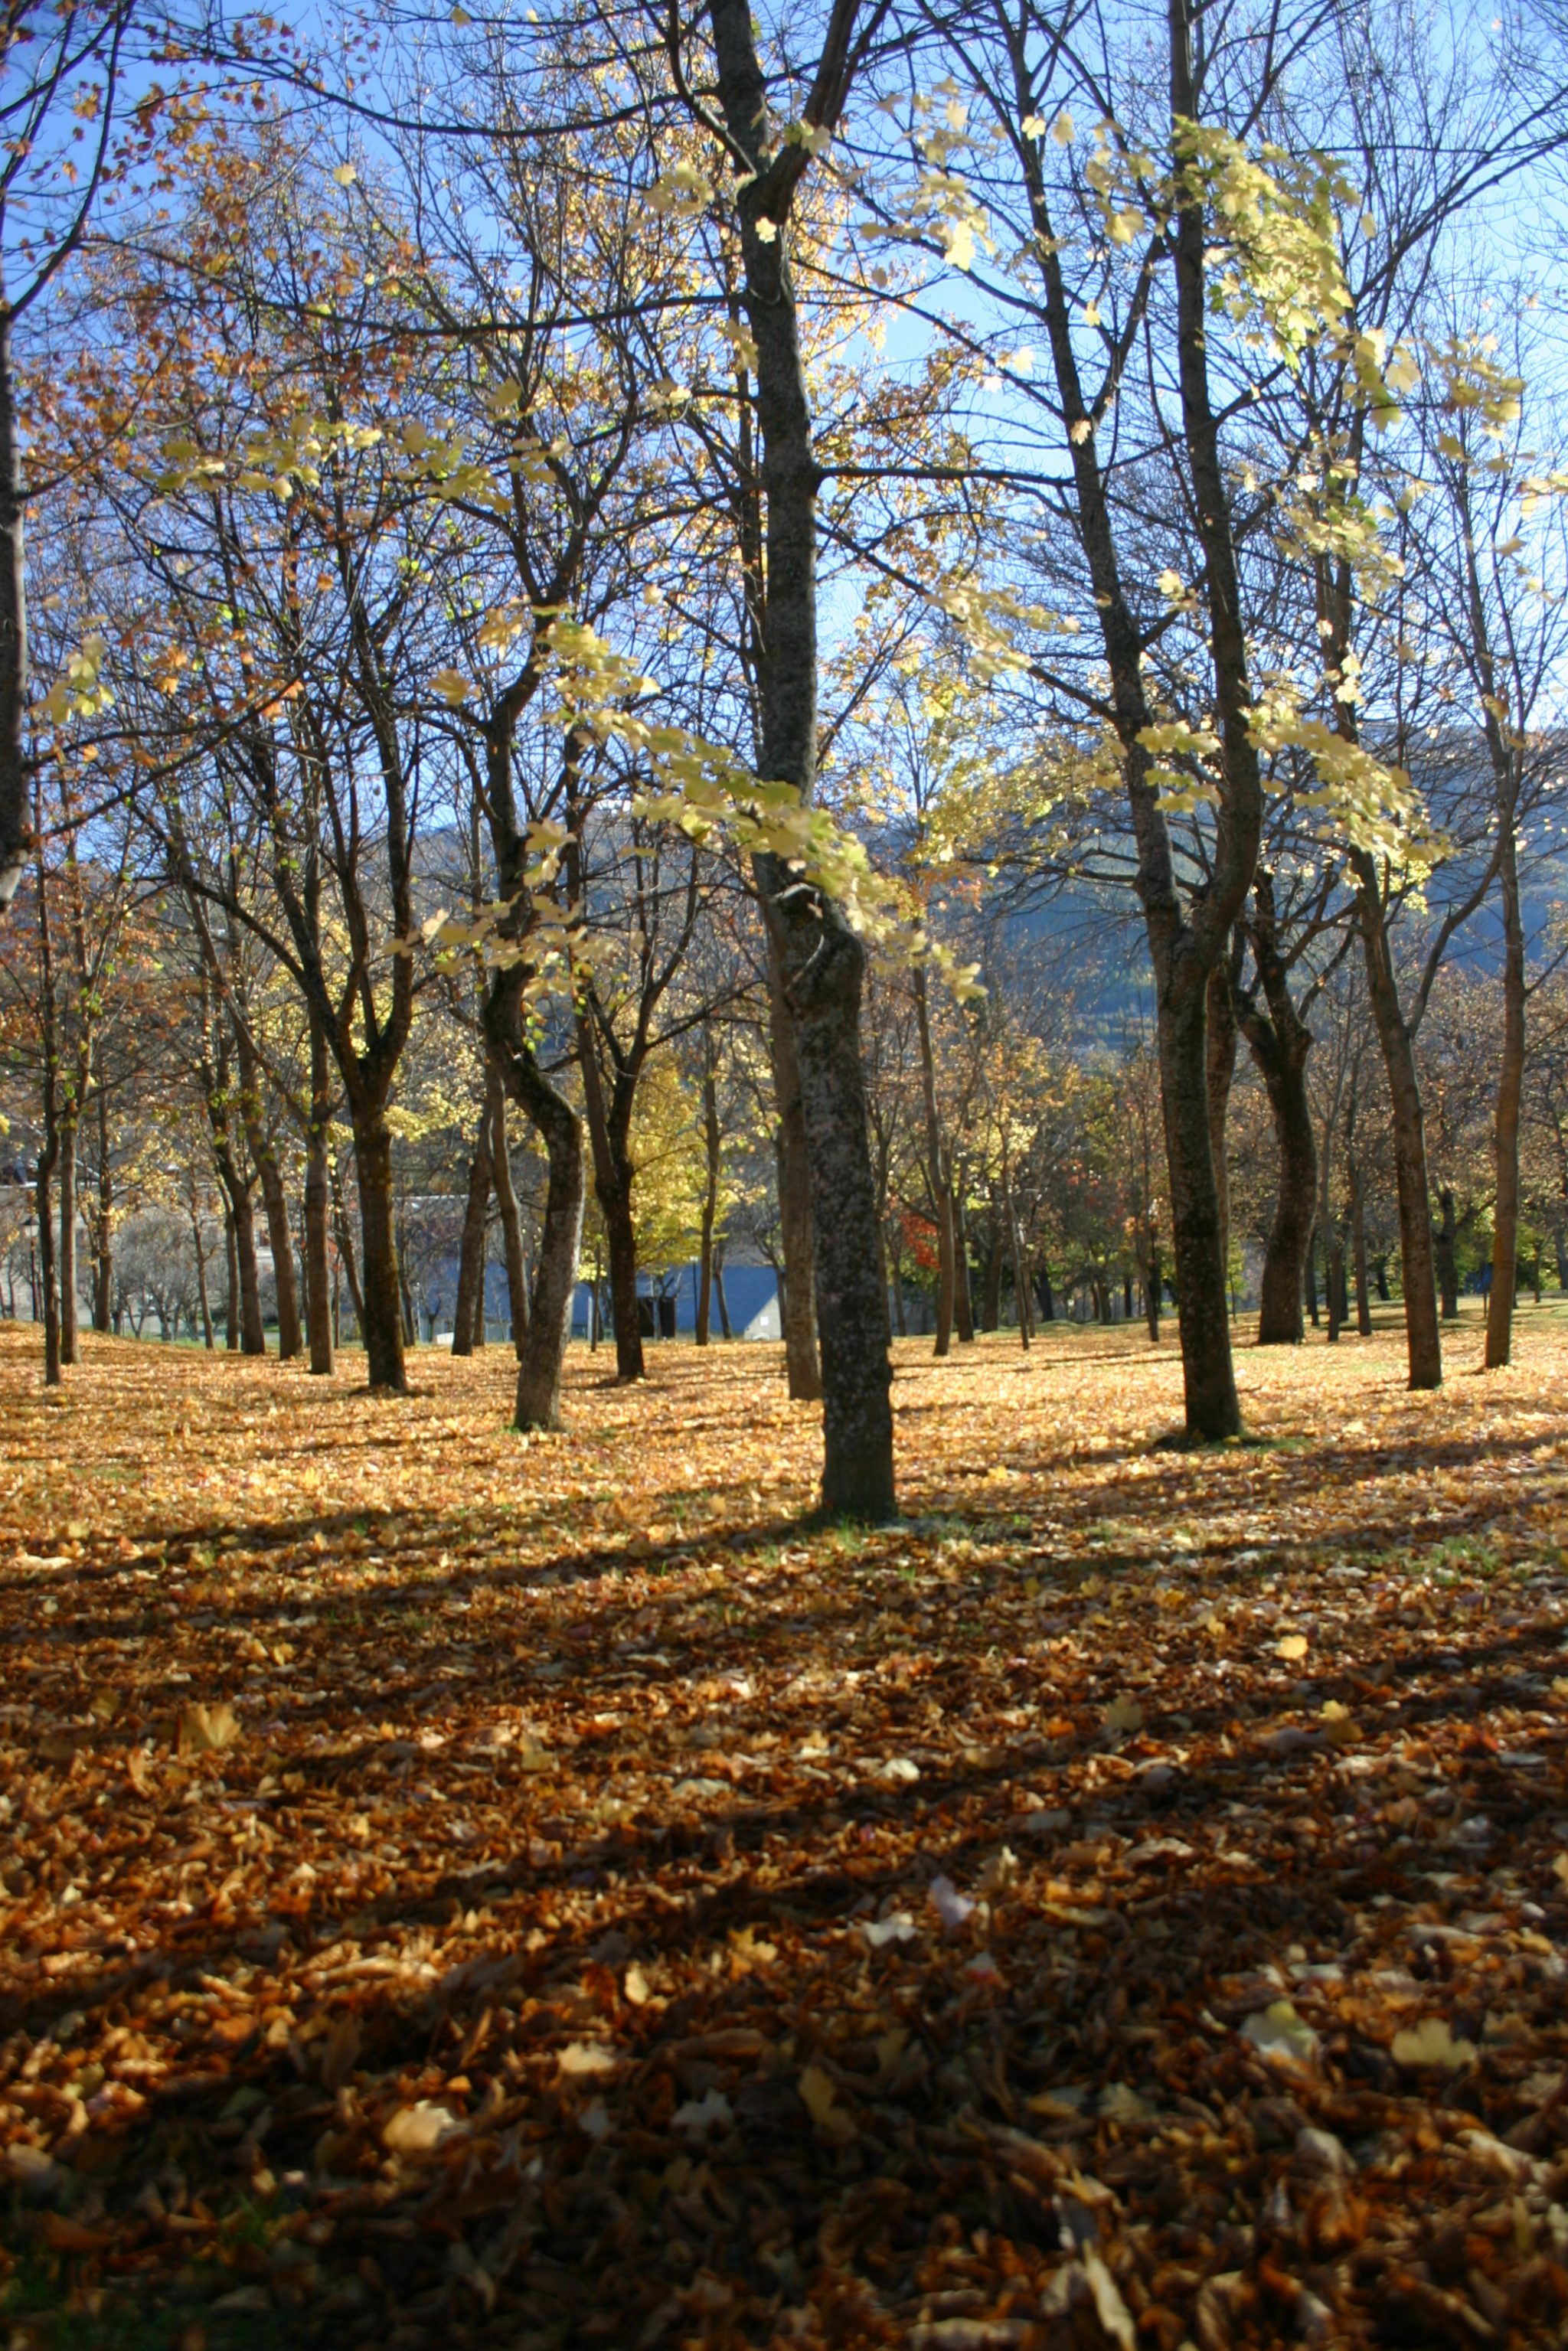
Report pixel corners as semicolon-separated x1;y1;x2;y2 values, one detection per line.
2;1315;1568;2351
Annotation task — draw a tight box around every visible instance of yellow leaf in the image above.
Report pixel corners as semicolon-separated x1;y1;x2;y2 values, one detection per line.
1102;1694;1144;1736
332;164;357;187
1275;1634;1308;1661
798;2063;839;2127
177;1701;241;1757
1392;2017;1475;2071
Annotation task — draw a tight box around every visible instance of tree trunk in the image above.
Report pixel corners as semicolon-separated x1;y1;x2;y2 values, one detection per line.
982;1223;1003;1331
0;314;30;914
332;1164;366;1341
1158;975;1242;1436
485;973;585;1432
254;1142;302;1360
191;1203;214;1350
1304;1232;1319;1328
1435;1187;1459;1321
1037;1259;1056;1322
714;1251;733;1340
92;1086;113;1332
712;0;890;1513
488;1060;528;1358
1206;957;1236;1288
953;1187;976;1343
452;1105;493;1359
304;1023;333;1374
351;1108;407;1390
1353;853;1442;1386
1351;1159;1373;1335
577;1010;644;1383
224;1208;239;1350
57;1111;77;1366
35;1099;60;1387
1145;1244;1161;1342
240;1084;302;1360
1326;1227;1345;1343
1485;807;1526;1367
913;965;955;1358
888;1230;906;1337
227;1177;266;1356
697;1059;720;1346
768;945;823;1401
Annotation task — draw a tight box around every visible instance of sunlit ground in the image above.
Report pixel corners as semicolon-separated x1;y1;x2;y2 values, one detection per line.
1;1308;1566;2347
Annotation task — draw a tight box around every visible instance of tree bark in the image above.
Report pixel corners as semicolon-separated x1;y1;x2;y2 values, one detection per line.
483;952;585;1430
711;0;892;1514
224;1207;238;1350
452;1103;493;1360
1351;1158;1373;1335
1206;957;1237;1291
953;1187;976;1343
34;1017;60;1387
1486;773;1527;1367
237;1040;302;1360
0;314;30;913
227;1175;266;1357
1435;1187;1460;1321
697;1056;720;1346
576;1004;644;1382
767;943;823;1400
1350;858;1442;1384
982;1221;1003;1331
57;1111;77;1366
913;964;955;1357
351;1108;407;1389
332;1164;366;1341
92;1085;113;1332
488;1060;528;1358
304;1020;333;1374
1001;0;1259;1441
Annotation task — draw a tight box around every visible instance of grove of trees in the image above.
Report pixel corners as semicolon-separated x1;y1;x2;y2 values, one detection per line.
6;0;1568;1514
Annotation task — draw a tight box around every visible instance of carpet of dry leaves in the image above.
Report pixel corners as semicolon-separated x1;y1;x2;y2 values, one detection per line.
2;1312;1568;2351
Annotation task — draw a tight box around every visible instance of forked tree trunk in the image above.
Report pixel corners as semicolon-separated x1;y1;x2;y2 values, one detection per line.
452;1106;492;1360
577;1012;644;1383
488;1062;528;1358
351;1108;407;1390
712;0;891;1514
485;974;585;1432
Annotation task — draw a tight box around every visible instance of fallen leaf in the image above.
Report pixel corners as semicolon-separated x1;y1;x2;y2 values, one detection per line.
1392;2016;1477;2071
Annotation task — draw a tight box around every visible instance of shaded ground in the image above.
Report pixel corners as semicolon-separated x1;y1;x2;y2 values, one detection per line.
1;1312;1566;2349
